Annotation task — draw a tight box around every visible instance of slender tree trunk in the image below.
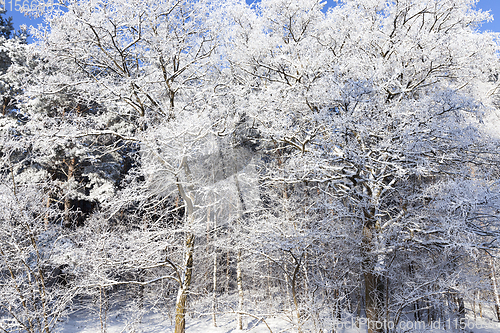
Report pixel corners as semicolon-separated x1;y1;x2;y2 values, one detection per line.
385;276;390;326
303;253;309;296
232;160;246;330
237;249;244;330
138;271;145;327
267;260;271;302
2;96;10;115
333;289;341;321
457;295;465;323
473;291;477;321
284;262;291;311
479;292;483;318
64;157;75;227
174;231;194;333
226;249;231;294
356;287;362;328
174;158;196;333
212;251;218;327
212;210;218;327
291;259;303;333
489;258;500;322
99;287;108;333
44;195;51;229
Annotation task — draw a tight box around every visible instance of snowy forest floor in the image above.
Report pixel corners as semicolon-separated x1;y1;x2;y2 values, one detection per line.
63;309;294;333
60;305;500;333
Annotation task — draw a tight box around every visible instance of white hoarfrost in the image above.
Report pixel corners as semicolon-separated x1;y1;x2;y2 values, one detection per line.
1;1;500;333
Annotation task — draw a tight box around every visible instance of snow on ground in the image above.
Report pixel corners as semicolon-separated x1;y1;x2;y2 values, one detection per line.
62;309;297;333
60;304;500;333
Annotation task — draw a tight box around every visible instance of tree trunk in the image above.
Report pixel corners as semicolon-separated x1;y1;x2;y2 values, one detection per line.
479;292;483;318
2;97;10;115
267;260;271;302
44;195;51;229
226;249;230;294
232;159;246;330
174;232;194;333
212;210;217;328
362;221;383;333
490;258;500;322
212;250;218;327
473;291;476;321
237;249;244;330
457;295;465;323
64;157;76;227
284;262;291;311
174;158;196;333
99;287;108;333
385;276;390;327
291;259;303;333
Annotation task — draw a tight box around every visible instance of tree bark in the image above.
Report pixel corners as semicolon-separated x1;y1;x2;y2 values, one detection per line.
490;258;500;322
226;249;230;294
2;96;10;115
362;221;383;333
174;231;194;333
64;157;76;227
291;257;303;333
232;159;246;330
212;209;217;327
174;157;196;333
44;195;51;229
99;287;108;333
237;249;244;330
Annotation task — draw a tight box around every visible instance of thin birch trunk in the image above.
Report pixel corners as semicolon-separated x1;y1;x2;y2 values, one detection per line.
284;262;291;311
232;156;246;330
174;157;196;333
212;210;217;327
385;276;389;326
237;249;244;330
356;287;362;328
473;291;476;321
212;251;218;327
44;195;51;230
302;253;309;296
479;292;483;318
174;231;194;333
226;249;230;294
267;260;271;302
490;258;500;322
291;259;303;333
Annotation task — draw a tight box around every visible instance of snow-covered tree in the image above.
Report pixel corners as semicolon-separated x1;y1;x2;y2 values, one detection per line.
0;157;80;333
25;1;247;332
0;10;28;116
225;0;500;330
6;0;499;332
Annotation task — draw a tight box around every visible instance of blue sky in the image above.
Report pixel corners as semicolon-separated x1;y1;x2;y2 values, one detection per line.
474;0;500;32
3;0;500;41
